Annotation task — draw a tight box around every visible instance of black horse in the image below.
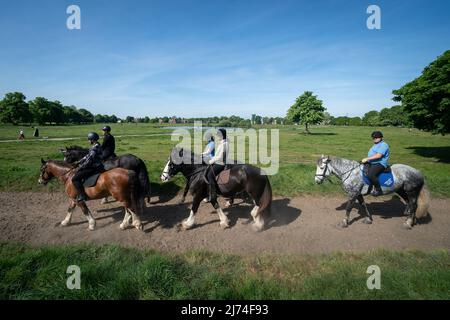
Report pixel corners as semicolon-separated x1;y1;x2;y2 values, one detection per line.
61;146;151;203
161;147;272;231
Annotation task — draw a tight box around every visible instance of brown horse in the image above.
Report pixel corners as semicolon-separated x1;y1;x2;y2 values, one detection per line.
38;159;144;231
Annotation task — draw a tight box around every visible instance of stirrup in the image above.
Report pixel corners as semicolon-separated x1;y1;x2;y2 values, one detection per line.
76;193;88;202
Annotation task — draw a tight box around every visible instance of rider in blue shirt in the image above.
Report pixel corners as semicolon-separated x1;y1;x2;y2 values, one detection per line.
202;133;215;164
361;131;390;196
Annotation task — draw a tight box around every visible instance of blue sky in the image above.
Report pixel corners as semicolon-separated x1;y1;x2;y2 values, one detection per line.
1;0;449;118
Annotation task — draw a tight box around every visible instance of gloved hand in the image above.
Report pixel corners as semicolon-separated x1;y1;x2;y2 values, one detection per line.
361;158;369;163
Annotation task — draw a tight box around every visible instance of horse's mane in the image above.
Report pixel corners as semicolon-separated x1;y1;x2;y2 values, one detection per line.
48;159;74;168
67;145;88;151
171;147;205;165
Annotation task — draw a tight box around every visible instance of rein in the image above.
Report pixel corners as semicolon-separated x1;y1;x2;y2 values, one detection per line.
316;161;361;184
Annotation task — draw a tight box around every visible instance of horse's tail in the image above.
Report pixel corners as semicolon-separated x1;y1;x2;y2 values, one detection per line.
416;182;430;219
129;170;145;216
137;159;151;203
257;176;272;221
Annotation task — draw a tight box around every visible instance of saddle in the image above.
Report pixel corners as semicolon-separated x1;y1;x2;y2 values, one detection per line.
362;164;394;188
202;167;232;189
82;172;103;188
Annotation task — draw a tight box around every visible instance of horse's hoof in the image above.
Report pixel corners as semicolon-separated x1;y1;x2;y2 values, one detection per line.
225;201;232;208
119;223;128;230
338;220;348;228
61;220;70;227
403;222;412;230
134;224;143;231
362;218;373;225
101;199;108;204
88;224;95;231
251;223;264;232
182;220;194;230
220;221;230;229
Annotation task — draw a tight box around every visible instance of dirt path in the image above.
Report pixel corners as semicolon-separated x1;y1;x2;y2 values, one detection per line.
0;192;449;254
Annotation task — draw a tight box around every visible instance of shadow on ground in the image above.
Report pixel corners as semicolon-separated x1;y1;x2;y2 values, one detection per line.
406;146;450;163
335;195;432;225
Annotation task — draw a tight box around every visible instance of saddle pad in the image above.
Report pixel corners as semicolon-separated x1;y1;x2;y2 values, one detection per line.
361;170;394;188
83;173;101;188
216;169;231;185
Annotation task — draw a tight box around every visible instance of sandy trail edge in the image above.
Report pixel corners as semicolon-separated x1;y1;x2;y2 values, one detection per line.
0;192;449;254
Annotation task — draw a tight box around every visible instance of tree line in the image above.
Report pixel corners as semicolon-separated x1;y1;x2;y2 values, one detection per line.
1;50;448;133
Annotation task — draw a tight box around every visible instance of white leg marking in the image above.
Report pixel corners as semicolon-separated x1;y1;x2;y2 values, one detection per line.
251;206;263;231
183;210;196;229
120;209;131;230
101;196;109;204
217;207;230;229
61;207;75;226
129;209;143;230
86;210;96;231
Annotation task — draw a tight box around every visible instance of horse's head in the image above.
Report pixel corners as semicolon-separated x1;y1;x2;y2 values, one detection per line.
62;146;87;163
38;158;53;185
315;155;331;184
160;148;186;182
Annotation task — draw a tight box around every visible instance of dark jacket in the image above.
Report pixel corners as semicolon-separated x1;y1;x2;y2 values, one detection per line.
78;142;104;169
101;133;116;160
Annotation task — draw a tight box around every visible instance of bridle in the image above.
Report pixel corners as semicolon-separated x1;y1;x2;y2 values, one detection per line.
315;159;361;184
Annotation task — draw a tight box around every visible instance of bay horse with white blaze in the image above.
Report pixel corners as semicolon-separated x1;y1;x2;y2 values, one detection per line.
161;148;272;231
39;159;145;231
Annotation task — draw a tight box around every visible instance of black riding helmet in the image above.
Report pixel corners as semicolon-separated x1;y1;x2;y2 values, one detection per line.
102;125;111;132
87;132;100;142
371;131;383;139
217;128;227;140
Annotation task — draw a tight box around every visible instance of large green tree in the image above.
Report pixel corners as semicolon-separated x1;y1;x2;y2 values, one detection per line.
392;50;450;134
287;91;326;133
0;92;31;124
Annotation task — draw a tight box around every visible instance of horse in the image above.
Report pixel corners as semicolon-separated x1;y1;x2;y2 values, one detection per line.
61;146;151;203
160;147;272;231
315;155;430;229
38;159;145;231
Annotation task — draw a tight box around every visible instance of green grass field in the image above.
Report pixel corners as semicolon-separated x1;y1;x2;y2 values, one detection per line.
1;123;449;196
1;242;449;300
1;124;449;300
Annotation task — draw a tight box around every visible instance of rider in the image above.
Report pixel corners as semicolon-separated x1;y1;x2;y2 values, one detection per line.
101;125;116;160
361;131;390;197
71;132;104;202
206;128;229;204
201;133;215;164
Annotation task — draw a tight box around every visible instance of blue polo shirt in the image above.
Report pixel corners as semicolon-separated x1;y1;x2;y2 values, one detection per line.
368;140;389;168
206;141;215;157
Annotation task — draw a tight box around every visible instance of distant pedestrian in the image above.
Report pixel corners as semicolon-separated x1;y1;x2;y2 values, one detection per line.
18;129;25;140
33;128;39;137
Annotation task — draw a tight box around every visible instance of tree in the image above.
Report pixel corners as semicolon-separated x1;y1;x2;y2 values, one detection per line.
286;91;326;133
362;110;380;126
0;92;31;124
393;50;450;135
29;97;52;125
379;105;409;127
78;109;94;123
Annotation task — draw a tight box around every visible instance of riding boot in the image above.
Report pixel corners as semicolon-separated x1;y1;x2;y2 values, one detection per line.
76;189;88;202
208;183;218;204
371;183;383;197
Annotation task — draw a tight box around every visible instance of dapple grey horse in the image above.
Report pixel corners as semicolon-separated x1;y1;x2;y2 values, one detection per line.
315;155;429;229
